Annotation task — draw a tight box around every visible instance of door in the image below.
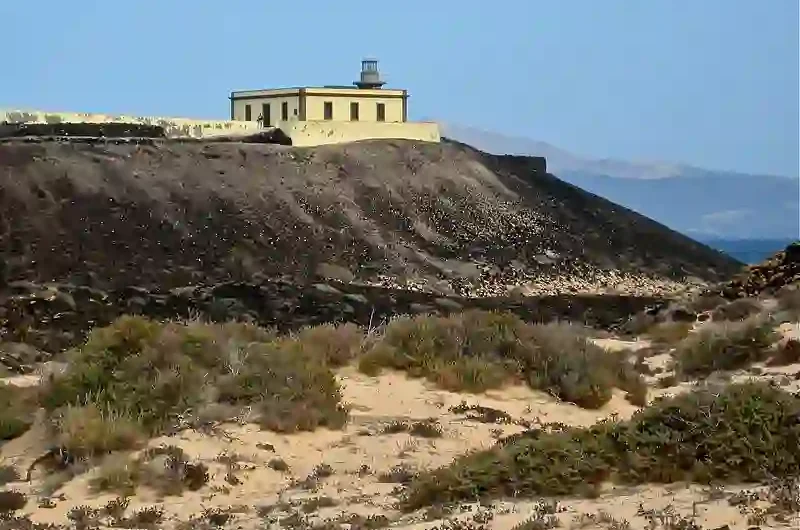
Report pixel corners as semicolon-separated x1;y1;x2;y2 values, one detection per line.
262;103;271;127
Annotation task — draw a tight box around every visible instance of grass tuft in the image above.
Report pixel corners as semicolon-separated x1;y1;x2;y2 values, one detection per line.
53;402;145;458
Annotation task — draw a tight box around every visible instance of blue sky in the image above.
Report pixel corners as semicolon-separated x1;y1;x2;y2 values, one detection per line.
2;1;798;177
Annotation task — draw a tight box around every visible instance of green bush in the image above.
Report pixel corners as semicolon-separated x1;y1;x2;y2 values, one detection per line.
401;382;800;509
0;384;36;442
776;286;800;320
40;316;348;453
645;321;693;344
710;297;762;322
90;445;209;497
517;323;619;409
674;316;779;377
218;342;348;433
360;311;645;409
279;322;365;367
768;339;800;366
53;403;145;457
359;311;523;393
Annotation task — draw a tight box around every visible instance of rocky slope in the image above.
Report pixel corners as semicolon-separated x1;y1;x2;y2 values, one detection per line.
0;277;661;363
714;241;800;299
0;137;739;299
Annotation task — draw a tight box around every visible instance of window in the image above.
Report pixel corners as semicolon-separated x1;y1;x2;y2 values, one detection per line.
376;103;386;122
262;103;270;126
350;102;359;121
281;102;289;121
323;101;333;120
244;104;251;121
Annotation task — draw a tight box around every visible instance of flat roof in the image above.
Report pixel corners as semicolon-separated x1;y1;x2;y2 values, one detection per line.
230;86;406;99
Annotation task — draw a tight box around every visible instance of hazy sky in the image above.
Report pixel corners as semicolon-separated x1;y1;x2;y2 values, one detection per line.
2;1;798;176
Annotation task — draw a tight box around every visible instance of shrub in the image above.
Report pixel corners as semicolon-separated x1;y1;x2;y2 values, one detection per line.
89;454;141;496
268;458;289;472
768;339;800;366
0;467;18;486
90;445;209;497
645;321;693;344
408;419;444;438
40;316;204;430
301;496;337;513
102;496;130;523
776;286;800;320
378;463;416;484
711;297;762;322
282;322;365;367
53;402;145;458
518;323;623;409
0;384;36;441
401;382;800;509
688;293;728;314
618;312;658;337
429;355;514;393
359;311;523;392
0;490;27;513
138;445;209;496
674;316;779;377
40;316;349;443
361;311;643;409
217;342;348;433
449;402;514;424
379;419;443;438
121;506;164;529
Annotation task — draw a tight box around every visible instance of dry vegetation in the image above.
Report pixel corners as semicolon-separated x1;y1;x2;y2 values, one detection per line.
0;301;798;529
673;315;779;377
359;312;647;408
40;316;350;448
4;310;649;459
401;382;800;508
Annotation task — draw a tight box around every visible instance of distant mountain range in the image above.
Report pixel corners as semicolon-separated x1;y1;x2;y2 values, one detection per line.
700;238;796;265
443;124;799;244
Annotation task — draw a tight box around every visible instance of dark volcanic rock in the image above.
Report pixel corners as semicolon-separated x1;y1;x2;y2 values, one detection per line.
0;341;45;374
0;122;167;138
713;241;800;299
0;137;738;298
0;278;661;354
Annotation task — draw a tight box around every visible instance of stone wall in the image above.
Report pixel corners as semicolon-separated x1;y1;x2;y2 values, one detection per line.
277;119;441;147
1;108;441;146
0;109;261;139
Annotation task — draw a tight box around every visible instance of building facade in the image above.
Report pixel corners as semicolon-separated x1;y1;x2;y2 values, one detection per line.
229;59;408;126
226;59;439;146
0;60;439;146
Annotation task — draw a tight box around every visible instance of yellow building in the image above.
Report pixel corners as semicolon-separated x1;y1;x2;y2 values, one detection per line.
228;59;440;146
230;59;407;126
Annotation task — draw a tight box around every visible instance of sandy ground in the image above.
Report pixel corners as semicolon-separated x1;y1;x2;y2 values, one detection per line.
1;326;799;529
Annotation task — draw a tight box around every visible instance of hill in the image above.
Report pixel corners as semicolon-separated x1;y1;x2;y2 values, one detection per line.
0;137;738;301
2;135;798;530
442;124;800;240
